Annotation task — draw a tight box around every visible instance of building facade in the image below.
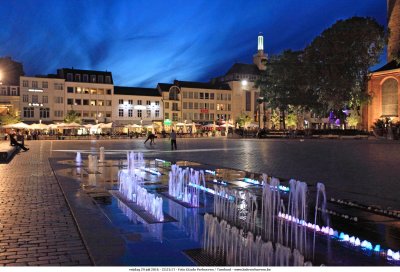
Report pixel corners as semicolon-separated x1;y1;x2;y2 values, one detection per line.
364;0;400;130
57;68;114;124
113;86;163;127
19;76;65;123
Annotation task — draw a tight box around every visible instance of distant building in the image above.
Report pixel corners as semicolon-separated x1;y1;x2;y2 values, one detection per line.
364;0;400;130
113;86;163;128
57;68;114;124
19;76;65;123
0;57;24;117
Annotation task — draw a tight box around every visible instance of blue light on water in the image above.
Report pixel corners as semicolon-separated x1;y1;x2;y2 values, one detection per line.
278;185;290;192
374;245;381;252
155;159;166;163
339;232;345;240
141;167;162;176
205;170;216;175
243;178;260;185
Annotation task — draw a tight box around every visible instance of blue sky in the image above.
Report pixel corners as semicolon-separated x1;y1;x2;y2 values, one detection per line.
0;0;386;87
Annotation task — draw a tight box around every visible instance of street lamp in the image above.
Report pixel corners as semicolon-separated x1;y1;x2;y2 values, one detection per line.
257;97;264;129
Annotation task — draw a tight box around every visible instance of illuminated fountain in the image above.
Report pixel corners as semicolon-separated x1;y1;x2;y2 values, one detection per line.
99;147;105;162
203;213;311;266
76;152;82;164
87;155;98;173
118;155;164;222
168;164;205;207
127;151;144;172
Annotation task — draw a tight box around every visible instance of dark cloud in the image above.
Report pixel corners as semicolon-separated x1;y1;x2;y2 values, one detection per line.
0;0;386;87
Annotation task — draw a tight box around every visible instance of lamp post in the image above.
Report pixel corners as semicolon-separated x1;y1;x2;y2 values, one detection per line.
257;97;264;129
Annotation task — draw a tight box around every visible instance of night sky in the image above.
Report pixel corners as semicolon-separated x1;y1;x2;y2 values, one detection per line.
0;0;386;87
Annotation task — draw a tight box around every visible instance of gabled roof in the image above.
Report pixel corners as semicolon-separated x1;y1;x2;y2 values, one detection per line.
225;63;260;76
114;86;161;96
372;60;400;73
174;80;231;90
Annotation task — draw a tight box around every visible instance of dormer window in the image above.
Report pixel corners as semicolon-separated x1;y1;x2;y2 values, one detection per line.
75;74;81;82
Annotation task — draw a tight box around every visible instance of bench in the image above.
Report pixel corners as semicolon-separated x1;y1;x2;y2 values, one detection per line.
0;141;19;163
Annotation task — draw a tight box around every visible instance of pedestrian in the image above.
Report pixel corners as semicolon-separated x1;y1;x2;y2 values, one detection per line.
144;133;156;145
10;131;29;151
170;129;177;150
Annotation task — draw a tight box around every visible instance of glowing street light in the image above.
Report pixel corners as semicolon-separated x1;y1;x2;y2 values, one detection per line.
241;80;248;86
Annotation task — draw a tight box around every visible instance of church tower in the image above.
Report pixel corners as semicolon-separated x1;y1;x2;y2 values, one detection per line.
253;32;267;70
387;0;400;62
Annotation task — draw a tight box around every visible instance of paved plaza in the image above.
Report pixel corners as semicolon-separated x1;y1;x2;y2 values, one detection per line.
0;137;399;266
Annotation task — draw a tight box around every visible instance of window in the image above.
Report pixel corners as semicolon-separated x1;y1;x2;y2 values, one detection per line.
146;100;151;105
54;110;64;118
32;81;38;88
67;87;74;93
146;109;151;118
91;75;96;83
42;81;48;88
128;100;133;105
210;113;214;120
188;92;193;99
76;87;82;93
83;74;89;82
75;99;81;105
382;78;398;116
106;89;112;95
183;102;187;109
165;112;169;119
183;92;187;98
106;100;112;106
23;95;28;102
200;93;204;99
119;99;124;104
98;75;104;83
106;112;112;117
40;108;50;119
128;109;133;117
194;103;198;109
90;100;96;106
210;103;214;110
98;100;104;106
98;89;104;95
165;102;169;109
137;100;142;105
83;88;89;94
155;101;160;106
193;113;198;120
137;110;142;118
54;83;63;90
210;93;214;100
43;96;48;104
105;76;111;84
55;97;63;104
205;93;209;99
67;73;73;81
194;92;199;99
228;94;231;101
189;102;193;109
75;74;81;82
172;113;178;121
200;113;204;120
83;99;89;105
172;103;178;111
90;89;97;95
32;95;38;103
23;107;34;118
227;104;231;111
82;111;89;117
245;91;251;111
155;110;160;118
217;104;224;111
119;109;124;117
23;80;28;87
67;98;73;105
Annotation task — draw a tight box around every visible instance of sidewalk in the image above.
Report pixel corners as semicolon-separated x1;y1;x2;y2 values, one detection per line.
0;141;92;266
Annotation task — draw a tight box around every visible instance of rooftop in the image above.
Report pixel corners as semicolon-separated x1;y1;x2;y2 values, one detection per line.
114;86;161;96
224;63;261;76
372;60;400;73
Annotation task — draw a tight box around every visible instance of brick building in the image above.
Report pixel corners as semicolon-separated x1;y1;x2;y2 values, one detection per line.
364;0;400;130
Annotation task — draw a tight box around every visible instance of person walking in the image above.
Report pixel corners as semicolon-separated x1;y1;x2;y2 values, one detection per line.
144;133;156;145
170;129;177;150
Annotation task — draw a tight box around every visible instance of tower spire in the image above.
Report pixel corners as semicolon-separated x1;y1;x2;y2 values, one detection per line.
253;32;267;70
258;32;264;52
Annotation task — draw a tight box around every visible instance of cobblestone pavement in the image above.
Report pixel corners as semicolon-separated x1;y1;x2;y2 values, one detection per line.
0;137;399;266
0;141;92;266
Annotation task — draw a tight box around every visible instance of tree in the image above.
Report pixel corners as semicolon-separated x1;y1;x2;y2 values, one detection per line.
64;110;81;124
258;50;313;129
235;113;252;127
0;113;20;125
304;17;385;124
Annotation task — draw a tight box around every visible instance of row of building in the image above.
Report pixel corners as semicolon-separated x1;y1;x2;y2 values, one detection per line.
0;34;269;131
